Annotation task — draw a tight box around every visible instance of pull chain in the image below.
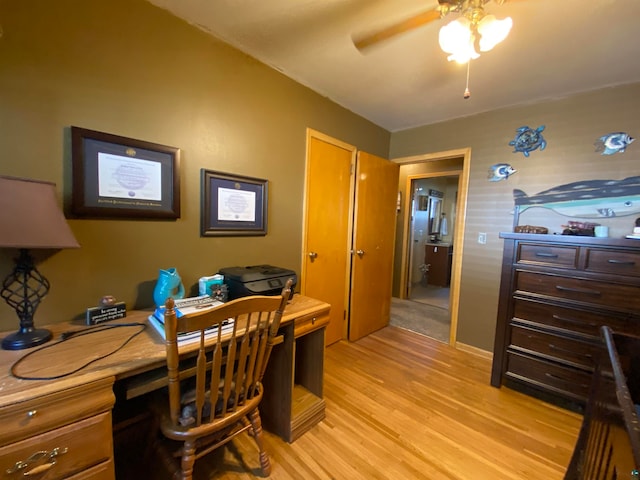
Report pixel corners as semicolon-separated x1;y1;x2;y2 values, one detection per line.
464;60;471;99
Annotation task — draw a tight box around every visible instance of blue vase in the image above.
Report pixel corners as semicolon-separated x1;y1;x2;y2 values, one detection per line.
153;267;185;307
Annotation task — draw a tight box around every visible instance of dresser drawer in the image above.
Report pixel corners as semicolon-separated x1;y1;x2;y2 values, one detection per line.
512;299;637;338
517;243;579;268
515;271;640;312
510;325;599;369
585;248;640;277
505;351;591;402
0;411;113;480
0;378;115;446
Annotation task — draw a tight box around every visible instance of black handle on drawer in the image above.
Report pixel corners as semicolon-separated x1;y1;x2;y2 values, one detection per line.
552;314;598;327
555;285;602;296
535;252;559;258
549;343;593;359
607;259;636;266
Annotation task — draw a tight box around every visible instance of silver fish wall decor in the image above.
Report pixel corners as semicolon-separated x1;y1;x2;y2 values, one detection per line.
488;163;517;182
594;132;634;155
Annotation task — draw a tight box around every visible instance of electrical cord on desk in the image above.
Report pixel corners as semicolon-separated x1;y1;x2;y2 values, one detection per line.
10;322;147;381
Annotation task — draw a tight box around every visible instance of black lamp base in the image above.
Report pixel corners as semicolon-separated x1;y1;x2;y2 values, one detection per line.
1;328;52;350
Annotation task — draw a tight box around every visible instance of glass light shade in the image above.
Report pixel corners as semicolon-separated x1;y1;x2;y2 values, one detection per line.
438;17;480;63
477;15;512;52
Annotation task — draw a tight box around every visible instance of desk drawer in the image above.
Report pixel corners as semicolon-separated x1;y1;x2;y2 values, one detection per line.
505;351;591;402
510;325;599;369
294;312;329;338
0;412;113;480
517;244;578;268
585;248;640;277
0;378;115;446
515;271;640;311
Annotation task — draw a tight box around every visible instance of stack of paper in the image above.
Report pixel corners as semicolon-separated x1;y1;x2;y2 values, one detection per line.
149;295;232;345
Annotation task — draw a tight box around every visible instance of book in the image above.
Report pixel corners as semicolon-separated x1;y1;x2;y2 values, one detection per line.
148;314;234;346
153;295;223;323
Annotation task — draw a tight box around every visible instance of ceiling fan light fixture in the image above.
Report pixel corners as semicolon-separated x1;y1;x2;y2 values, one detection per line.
438;17;480;63
477;14;512;52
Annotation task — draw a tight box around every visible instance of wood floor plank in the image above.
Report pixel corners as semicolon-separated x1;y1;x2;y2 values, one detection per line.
182;326;582;479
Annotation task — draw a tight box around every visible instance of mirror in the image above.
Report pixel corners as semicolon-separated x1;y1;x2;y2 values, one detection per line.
427;191;443;235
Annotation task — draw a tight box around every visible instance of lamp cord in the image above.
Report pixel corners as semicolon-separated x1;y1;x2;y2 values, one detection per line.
10;322;147;381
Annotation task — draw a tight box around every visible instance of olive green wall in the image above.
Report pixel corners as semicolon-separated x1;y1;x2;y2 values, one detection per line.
0;0;390;330
390;83;640;351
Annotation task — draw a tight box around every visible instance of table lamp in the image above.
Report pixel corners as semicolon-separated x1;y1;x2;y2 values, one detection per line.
0;175;80;350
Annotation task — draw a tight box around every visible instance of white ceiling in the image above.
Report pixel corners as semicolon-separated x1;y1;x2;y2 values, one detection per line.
147;0;640;132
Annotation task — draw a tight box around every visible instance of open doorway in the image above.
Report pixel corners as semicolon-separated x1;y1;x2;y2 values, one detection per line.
407;175;458;311
391;148;470;346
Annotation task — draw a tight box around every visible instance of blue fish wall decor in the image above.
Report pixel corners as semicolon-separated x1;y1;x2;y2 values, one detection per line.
488;163;517;182
509;125;547;157
594;132;634;155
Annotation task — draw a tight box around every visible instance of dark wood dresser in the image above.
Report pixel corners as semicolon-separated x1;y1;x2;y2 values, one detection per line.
491;233;640;408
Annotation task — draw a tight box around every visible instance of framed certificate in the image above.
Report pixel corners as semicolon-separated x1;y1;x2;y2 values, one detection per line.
70;126;180;219
201;169;268;236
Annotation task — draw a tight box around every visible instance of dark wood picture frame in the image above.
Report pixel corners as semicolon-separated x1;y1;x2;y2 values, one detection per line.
201;169;268;237
70;126;180;219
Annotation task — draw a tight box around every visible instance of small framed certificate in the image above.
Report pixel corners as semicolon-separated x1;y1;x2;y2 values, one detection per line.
70;126;180;219
200;169;268;236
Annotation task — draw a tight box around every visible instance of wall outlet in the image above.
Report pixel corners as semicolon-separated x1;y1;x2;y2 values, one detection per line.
478;232;487;244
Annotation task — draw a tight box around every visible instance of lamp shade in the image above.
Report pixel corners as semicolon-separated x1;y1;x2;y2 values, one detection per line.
0;176;79;249
439;17;480;63
478;15;512;52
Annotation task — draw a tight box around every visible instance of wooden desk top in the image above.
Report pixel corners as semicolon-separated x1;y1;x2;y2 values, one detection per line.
0;294;330;408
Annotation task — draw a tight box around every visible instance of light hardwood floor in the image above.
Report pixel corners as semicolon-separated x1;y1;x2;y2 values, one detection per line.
168;326;582;479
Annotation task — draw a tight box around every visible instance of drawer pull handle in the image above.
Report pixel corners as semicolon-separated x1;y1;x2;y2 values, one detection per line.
26;410;37;418
6;447;68;475
535;252;559;258
552;314;598;327
544;372;566;381
607;259;636;266
555;285;601;296
311;317;316;324
549;343;593;359
23;463;55;476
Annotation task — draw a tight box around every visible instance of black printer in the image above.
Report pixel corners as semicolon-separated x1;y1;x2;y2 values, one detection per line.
218;265;297;300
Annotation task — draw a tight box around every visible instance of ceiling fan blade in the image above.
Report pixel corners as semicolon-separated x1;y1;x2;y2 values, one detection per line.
353;8;442;52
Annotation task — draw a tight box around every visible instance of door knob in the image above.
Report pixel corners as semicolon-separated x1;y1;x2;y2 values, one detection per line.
308;251;318;260
356;249;365;257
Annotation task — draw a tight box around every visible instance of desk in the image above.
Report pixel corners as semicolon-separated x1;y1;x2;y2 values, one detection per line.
0;294;330;479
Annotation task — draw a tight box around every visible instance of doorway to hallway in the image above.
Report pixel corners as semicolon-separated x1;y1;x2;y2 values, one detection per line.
393;148;470;345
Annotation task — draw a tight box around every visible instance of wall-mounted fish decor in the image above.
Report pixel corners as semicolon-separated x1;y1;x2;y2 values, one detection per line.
488;163;517;182
509;125;547;157
594;132;634;155
513;176;640;220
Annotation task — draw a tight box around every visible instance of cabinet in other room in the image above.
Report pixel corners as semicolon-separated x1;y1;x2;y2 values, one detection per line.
424;244;452;287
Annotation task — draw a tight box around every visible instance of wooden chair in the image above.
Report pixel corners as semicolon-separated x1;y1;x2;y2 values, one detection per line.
153;280;292;479
564;326;640;480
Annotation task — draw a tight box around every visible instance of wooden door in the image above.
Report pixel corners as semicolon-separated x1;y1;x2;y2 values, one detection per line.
348;151;399;341
301;131;355;345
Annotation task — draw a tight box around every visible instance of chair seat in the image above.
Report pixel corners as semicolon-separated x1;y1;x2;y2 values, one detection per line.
159;386;263;441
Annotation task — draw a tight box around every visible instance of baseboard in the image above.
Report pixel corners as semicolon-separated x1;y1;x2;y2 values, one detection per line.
455;341;492;360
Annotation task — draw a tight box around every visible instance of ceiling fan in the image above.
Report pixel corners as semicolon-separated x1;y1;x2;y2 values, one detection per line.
353;0;514;63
